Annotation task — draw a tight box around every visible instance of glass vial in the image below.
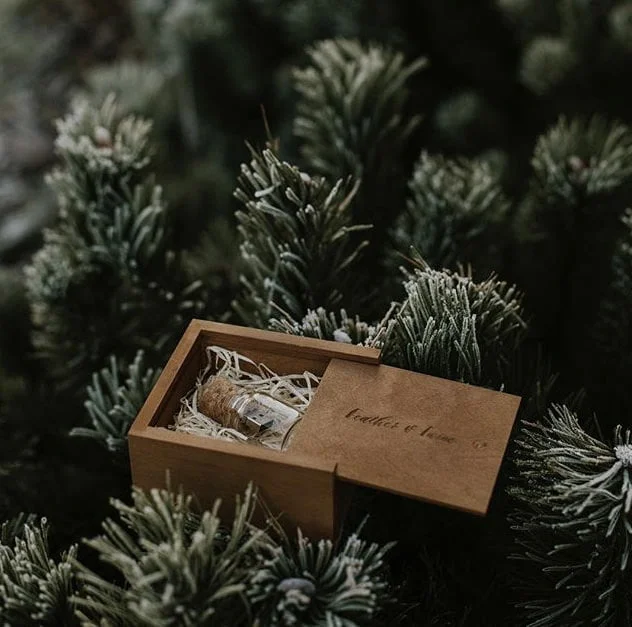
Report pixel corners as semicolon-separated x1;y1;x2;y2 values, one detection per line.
230;392;300;435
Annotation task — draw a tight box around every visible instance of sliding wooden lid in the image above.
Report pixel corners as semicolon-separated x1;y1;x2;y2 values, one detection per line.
290;359;521;516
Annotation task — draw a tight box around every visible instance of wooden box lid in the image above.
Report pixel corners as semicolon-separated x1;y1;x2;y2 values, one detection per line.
290;358;521;516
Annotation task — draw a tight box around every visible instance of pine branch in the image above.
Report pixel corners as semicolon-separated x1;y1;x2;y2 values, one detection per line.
584;208;632;418
73;484;268;626
71;350;160;462
531;116;632;210
0;518;79;626
0;513;37;545
520;35;576;96
293;39;425;235
509;405;632;626
25;96;204;390
86;60;170;127
294;38;424;184
249;529;393;626
233;147;370;328
47;95;152;219
515;115;632;357
393;153;510;276
376;260;526;386
610;3;632;54
505;0;626;98
269;306;377;344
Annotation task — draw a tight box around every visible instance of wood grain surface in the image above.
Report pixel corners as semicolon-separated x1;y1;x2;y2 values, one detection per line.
290;359;521;516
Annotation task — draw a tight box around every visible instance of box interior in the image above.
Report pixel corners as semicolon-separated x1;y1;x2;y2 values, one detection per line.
149;328;341;431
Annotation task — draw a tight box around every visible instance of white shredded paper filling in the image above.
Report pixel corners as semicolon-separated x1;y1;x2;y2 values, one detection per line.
170;345;320;450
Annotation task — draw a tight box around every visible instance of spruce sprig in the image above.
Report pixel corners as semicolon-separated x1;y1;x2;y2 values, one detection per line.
531;116;632;211
249;529;393;626
234;148;370;328
393;152;510;276
0;518;79;626
71;350;160;462
377;261;526;386
25;96;204;390
74;484;266;626
510;405;632;626
294;39;425;185
294;38;425;250
269;306;377;345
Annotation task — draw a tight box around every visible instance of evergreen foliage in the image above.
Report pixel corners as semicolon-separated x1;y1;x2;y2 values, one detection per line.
269;307;377;345
25;96;204;389
0;512;35;546
234;148;370;328
85;61;170;132
1;3;632;625
393;153;510;276
530;116;632;209
0;518;79;626
510;405;632;626
293;38;424;301
72;483;392;627
71;350;160;462
293;39;425;231
585;208;632;418
500;0;632;116
516;116;632;411
74;484;265;626
249;530;392;626
377;262;526;387
0;513;37;545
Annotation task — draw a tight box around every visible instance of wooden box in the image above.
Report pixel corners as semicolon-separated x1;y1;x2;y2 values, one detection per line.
129;320;521;539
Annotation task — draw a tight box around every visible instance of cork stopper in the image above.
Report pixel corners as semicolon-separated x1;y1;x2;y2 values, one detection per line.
197;376;243;431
